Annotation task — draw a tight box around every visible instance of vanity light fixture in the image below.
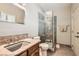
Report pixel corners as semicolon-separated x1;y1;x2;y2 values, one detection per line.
13;3;26;11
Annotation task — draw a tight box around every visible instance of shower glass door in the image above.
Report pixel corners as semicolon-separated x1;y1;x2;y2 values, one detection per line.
38;12;57;51
45;15;57;51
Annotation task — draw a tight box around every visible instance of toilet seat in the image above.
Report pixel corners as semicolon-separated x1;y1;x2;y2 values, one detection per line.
39;43;49;50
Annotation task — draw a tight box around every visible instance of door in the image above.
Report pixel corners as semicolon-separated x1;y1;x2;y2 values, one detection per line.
71;7;79;55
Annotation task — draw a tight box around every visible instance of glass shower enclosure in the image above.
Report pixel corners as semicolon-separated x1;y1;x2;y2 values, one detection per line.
38;11;57;51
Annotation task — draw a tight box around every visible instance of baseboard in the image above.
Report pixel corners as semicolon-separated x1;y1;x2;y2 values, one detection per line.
56;43;71;47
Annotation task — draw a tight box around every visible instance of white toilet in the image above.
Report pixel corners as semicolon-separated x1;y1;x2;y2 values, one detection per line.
39;43;49;56
33;36;49;56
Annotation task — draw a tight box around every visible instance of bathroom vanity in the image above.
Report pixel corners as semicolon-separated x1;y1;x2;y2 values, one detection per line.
17;43;39;56
0;39;40;56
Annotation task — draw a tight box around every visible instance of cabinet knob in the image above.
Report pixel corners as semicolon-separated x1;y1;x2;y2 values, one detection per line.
75;36;79;38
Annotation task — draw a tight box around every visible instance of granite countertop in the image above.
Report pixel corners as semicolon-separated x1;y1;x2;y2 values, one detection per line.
0;38;40;56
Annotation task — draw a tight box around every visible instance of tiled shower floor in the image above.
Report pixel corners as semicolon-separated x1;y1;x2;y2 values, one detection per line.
47;44;75;56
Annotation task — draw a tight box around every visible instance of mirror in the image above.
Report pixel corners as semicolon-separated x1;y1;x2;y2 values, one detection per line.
0;12;16;23
0;3;25;24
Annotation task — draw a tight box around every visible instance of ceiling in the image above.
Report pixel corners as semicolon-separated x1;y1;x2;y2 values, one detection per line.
37;3;71;12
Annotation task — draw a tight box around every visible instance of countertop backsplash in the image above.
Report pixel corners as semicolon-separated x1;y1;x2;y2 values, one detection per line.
0;34;28;45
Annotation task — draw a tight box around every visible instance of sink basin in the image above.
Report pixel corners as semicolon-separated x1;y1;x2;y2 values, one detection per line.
20;41;30;46
4;41;30;52
4;42;22;52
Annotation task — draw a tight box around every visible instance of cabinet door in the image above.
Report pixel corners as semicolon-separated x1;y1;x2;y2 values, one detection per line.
31;49;39;56
72;7;79;55
27;43;39;56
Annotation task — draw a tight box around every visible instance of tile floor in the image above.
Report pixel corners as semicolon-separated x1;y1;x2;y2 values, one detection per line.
47;44;76;56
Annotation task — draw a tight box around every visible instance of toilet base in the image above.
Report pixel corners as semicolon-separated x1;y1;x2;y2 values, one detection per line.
39;43;49;56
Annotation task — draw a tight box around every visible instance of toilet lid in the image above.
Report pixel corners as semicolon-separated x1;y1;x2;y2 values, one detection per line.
39;43;48;48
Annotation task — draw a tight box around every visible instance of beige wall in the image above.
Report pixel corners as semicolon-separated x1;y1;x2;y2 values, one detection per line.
0;3;25;24
24;4;45;36
0;22;27;36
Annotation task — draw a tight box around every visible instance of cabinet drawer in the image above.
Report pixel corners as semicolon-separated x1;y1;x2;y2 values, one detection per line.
28;43;39;55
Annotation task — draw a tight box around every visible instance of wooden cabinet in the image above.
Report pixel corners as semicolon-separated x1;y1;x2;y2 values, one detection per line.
17;43;39;56
30;49;39;56
27;43;39;56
